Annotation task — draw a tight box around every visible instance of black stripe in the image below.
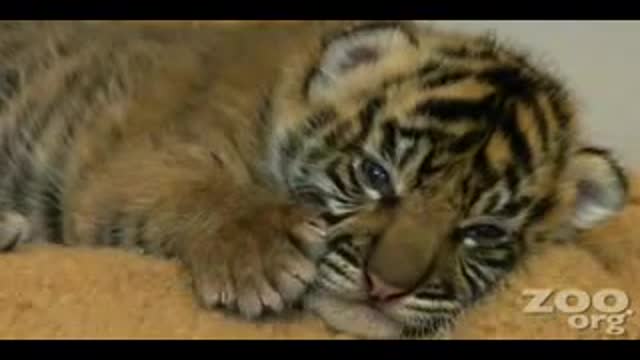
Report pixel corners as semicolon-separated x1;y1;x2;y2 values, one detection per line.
417;61;442;77
395;127;430;170
380;122;397;161
99;212;126;247
398;127;432;139
295;187;326;208
476;250;517;270
0;68;20;112
554;131;570;175
438;46;499;61
547;92;572;130
400;128;439;177
334;244;361;268
404;304;455;314
609;160;630;198
329;234;355;247
134;215;148;250
324;121;352;148
8;94;60;167
321;258;351;280
354;96;384;145
108;227;125;247
384;62;442;91
6;155;35;215
414;287;455;301
286;231;308;257
304;146;329;163
464;259;492;285
476;66;537;99
401;320;450;338
482;193;501;213
473;151;499;190
279;133;302;159
417;151;436;177
346;162;364;196
422;70;474;88
257;96;272;127
5;123;62;224
362;97;385;124
468;187;489;216
0;132;14;165
65;109;79;140
525;195;556;226
302;66;319;100
505;165;520;193
460;261;483;301
8;106;40;159
302;108;337;137
497;196;533;217
41;177;64;244
415;93;497;123
530;97;550;152
578;147;629;196
448;129;488;154
461;175;472;198
578;147;611;157
499;102;533;172
326;158;348;195
398;142;420;170
321;213;352;227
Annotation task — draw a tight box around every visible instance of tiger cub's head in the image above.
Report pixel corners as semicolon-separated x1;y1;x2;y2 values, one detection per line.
266;21;629;338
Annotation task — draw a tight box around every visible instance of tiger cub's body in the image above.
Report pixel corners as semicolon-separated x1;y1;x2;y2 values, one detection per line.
0;21;629;338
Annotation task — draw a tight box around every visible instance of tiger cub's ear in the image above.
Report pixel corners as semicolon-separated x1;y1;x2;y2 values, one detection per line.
567;147;629;230
307;22;418;102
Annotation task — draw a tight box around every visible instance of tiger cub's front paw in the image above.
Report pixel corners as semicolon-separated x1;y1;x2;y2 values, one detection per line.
185;206;328;319
0;212;32;251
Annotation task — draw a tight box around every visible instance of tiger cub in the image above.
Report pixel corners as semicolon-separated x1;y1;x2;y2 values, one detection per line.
0;21;629;338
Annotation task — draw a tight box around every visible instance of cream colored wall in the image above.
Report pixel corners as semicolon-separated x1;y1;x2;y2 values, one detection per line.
425;21;640;168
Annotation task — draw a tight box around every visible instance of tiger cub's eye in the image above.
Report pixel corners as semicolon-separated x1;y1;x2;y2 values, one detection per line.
459;224;507;248
360;158;392;195
464;224;506;239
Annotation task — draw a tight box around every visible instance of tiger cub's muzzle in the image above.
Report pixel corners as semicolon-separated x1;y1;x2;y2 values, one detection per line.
325;198;458;303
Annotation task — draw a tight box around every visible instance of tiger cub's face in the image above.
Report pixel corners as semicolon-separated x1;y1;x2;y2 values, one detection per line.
267;22;629;337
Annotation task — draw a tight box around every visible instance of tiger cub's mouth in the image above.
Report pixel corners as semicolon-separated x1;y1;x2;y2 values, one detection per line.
304;283;461;339
307;237;463;339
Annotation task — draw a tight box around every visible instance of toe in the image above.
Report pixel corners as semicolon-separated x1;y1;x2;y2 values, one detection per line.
257;280;285;313
272;256;317;302
237;285;264;319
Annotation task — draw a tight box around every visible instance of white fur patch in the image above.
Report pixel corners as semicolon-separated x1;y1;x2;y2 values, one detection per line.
572;204;615;230
304;290;403;339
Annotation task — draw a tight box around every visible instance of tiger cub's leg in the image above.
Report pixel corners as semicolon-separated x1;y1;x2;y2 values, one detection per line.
63;141;329;318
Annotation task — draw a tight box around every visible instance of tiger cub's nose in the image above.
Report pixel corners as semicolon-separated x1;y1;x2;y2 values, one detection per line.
365;271;409;302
